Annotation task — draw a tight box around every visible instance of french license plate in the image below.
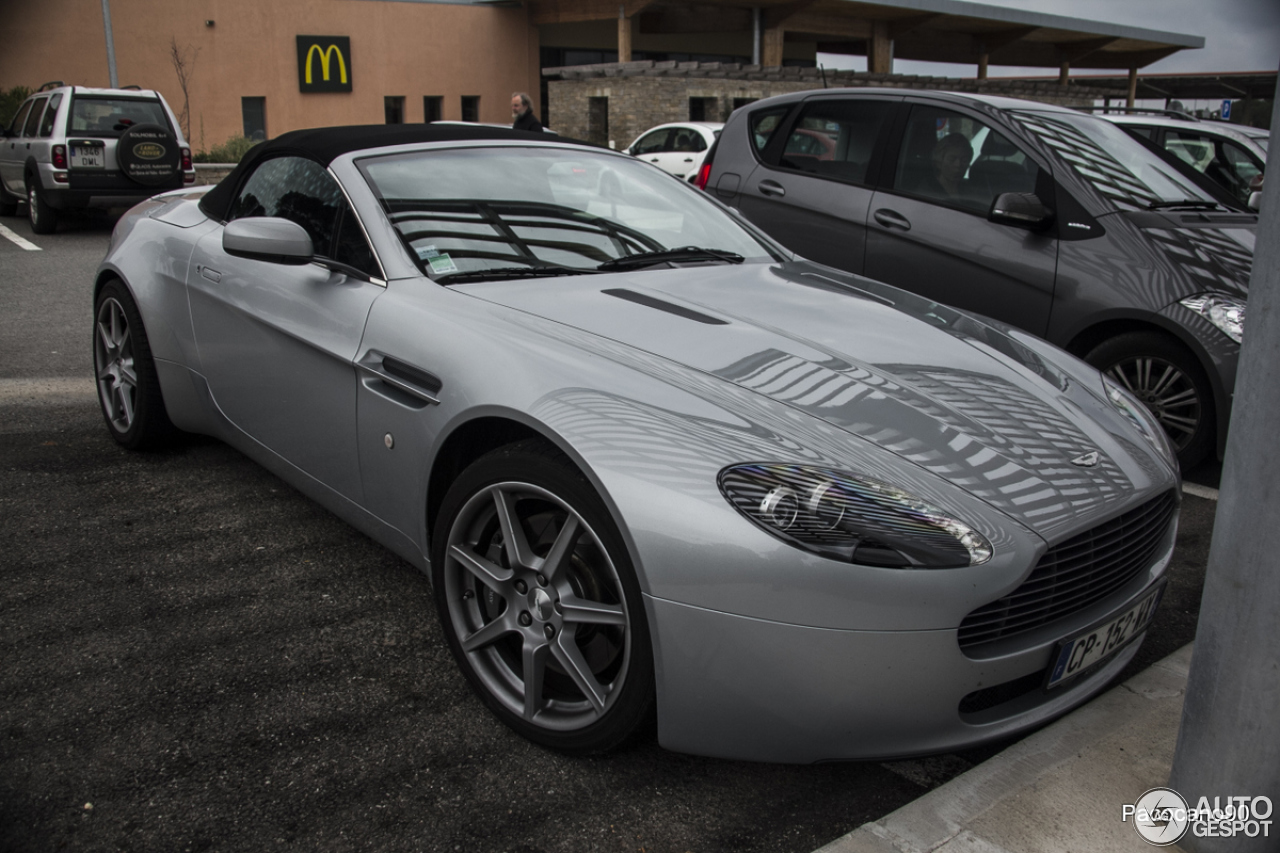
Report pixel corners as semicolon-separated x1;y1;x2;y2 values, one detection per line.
71;144;104;169
1046;581;1165;688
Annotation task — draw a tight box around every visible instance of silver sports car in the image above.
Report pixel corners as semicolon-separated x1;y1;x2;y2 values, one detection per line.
93;124;1180;763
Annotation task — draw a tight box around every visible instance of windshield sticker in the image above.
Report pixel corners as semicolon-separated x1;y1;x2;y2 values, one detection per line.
428;254;458;275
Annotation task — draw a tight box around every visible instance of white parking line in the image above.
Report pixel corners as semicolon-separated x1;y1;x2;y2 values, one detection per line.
1182;481;1219;501
0;223;41;251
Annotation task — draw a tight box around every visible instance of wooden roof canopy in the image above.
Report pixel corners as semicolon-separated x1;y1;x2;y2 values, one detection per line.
529;0;1205;71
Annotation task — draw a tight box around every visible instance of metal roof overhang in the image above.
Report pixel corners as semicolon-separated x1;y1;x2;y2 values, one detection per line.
531;0;1203;70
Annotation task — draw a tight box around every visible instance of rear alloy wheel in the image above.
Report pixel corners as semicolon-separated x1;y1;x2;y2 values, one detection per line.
93;280;176;450
432;442;653;754
1086;331;1213;470
27;179;58;234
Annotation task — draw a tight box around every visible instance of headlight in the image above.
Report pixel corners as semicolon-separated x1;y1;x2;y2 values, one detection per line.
1180;293;1245;344
718;464;992;569
1103;376;1179;472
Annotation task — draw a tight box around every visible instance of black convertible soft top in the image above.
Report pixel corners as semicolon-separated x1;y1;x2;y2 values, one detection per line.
199;123;590;222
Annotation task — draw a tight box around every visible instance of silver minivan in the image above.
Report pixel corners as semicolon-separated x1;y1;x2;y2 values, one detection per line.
703;89;1255;470
1;83;194;233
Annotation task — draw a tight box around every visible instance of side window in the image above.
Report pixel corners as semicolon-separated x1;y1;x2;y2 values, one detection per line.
894;106;1041;215
1126;126;1155;140
39;93;62;137
334;208;379;277
230;156;344;254
670;128;705;153
749;107;788;155
1221;141;1261;198
22;97;48;137
1162;131;1214;171
8;100;33;136
632;129;670;155
777;99;891;184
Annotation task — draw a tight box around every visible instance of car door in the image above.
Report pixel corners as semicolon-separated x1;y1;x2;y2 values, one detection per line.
187;154;384;502
657;126;706;178
736;96;897;273
1;98;37;193
863;102;1058;337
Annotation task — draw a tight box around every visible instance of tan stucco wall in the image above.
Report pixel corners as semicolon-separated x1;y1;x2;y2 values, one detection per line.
0;0;540;152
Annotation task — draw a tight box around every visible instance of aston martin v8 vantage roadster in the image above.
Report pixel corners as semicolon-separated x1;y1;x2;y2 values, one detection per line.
93;124;1180;763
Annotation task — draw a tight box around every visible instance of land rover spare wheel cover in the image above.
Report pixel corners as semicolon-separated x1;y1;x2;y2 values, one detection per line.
117;124;180;187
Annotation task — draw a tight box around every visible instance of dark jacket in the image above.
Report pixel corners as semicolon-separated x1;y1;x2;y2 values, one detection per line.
513;110;544;133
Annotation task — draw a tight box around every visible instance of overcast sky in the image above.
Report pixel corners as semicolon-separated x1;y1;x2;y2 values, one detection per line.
820;0;1280;88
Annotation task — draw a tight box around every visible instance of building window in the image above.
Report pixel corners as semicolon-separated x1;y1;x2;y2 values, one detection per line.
689;97;717;122
587;96;609;148
423;96;442;123
242;97;266;141
385;96;405;125
461;96;480;123
733;97;757;111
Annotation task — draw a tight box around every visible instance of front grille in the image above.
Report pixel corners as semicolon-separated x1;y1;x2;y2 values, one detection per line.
958;490;1177;650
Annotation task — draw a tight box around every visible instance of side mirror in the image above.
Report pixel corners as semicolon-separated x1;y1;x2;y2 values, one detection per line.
989;192;1053;230
223;217;313;264
1248;191;1262;212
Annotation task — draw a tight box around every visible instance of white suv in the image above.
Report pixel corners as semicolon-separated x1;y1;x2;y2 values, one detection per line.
0;83;195;233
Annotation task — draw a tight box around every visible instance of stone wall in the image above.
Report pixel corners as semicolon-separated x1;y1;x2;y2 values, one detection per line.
547;61;1112;149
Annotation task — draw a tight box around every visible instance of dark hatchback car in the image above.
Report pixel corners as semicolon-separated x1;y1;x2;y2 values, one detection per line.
703;89;1255;469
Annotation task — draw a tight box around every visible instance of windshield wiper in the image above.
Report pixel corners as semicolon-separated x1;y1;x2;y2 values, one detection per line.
435;265;597;284
597;246;745;272
1148;199;1220;210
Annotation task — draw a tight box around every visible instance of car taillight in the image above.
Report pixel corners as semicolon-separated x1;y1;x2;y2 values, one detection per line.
181;147;192;170
695;161;712;190
52;145;67;169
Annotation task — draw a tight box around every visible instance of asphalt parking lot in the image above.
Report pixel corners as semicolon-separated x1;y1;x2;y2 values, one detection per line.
0;211;1220;853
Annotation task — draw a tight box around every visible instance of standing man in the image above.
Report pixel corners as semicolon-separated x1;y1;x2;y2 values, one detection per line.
511;92;545;132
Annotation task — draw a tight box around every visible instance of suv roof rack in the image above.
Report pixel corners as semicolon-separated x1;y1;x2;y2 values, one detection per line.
36;81;65;92
1078;105;1199;122
120;85;143;90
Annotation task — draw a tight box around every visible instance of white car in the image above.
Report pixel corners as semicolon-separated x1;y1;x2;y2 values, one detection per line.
626;122;722;180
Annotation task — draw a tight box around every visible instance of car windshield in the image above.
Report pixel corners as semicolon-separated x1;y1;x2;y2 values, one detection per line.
69;97;170;136
1014;110;1217;211
358;146;776;278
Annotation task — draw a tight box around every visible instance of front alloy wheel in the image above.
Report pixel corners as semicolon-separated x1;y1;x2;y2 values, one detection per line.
433;444;653;753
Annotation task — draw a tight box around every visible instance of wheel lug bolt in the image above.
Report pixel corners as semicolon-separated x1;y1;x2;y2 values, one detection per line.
554;601;563;615
514;579;528;594
543;624;556;639
536;574;548;587
519;611;532;627
462;590;475;600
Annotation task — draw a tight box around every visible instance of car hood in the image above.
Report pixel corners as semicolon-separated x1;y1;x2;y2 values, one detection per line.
462;261;1172;539
1117;211;1255;300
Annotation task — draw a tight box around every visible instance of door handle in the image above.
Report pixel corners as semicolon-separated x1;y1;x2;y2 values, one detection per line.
873;209;911;231
198;265;222;283
758;179;786;198
683;157;693;162
650;157;660;162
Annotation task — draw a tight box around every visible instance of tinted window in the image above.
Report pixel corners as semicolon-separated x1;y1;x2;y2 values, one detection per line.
632;129;670;155
895;106;1040;215
38;93;62;137
778;99;890;184
8;100;33;136
69;97;169;136
334;208;378;276
231;156;344;253
749;107;788;154
22;97;48;137
671;128;706;153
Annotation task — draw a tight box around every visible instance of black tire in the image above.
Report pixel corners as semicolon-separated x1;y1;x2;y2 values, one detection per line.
431;441;655;754
27;177;58;234
1085;331;1214;470
93;280;177;450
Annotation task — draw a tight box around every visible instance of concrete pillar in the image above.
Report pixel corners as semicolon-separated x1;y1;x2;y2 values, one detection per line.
1167;72;1280;853
1059;61;1070;86
762;27;785;68
753;7;762;66
977;52;989;80
617;5;631;63
1127;67;1138;108
869;21;891;74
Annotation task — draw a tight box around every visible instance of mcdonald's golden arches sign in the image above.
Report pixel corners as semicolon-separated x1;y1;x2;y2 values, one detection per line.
297;36;352;93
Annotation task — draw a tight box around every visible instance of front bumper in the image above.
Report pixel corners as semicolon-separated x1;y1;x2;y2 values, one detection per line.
645;540;1171;763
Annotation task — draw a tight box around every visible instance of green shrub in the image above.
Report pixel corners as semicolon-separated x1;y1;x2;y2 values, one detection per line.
1;86;33;129
194;135;261;164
